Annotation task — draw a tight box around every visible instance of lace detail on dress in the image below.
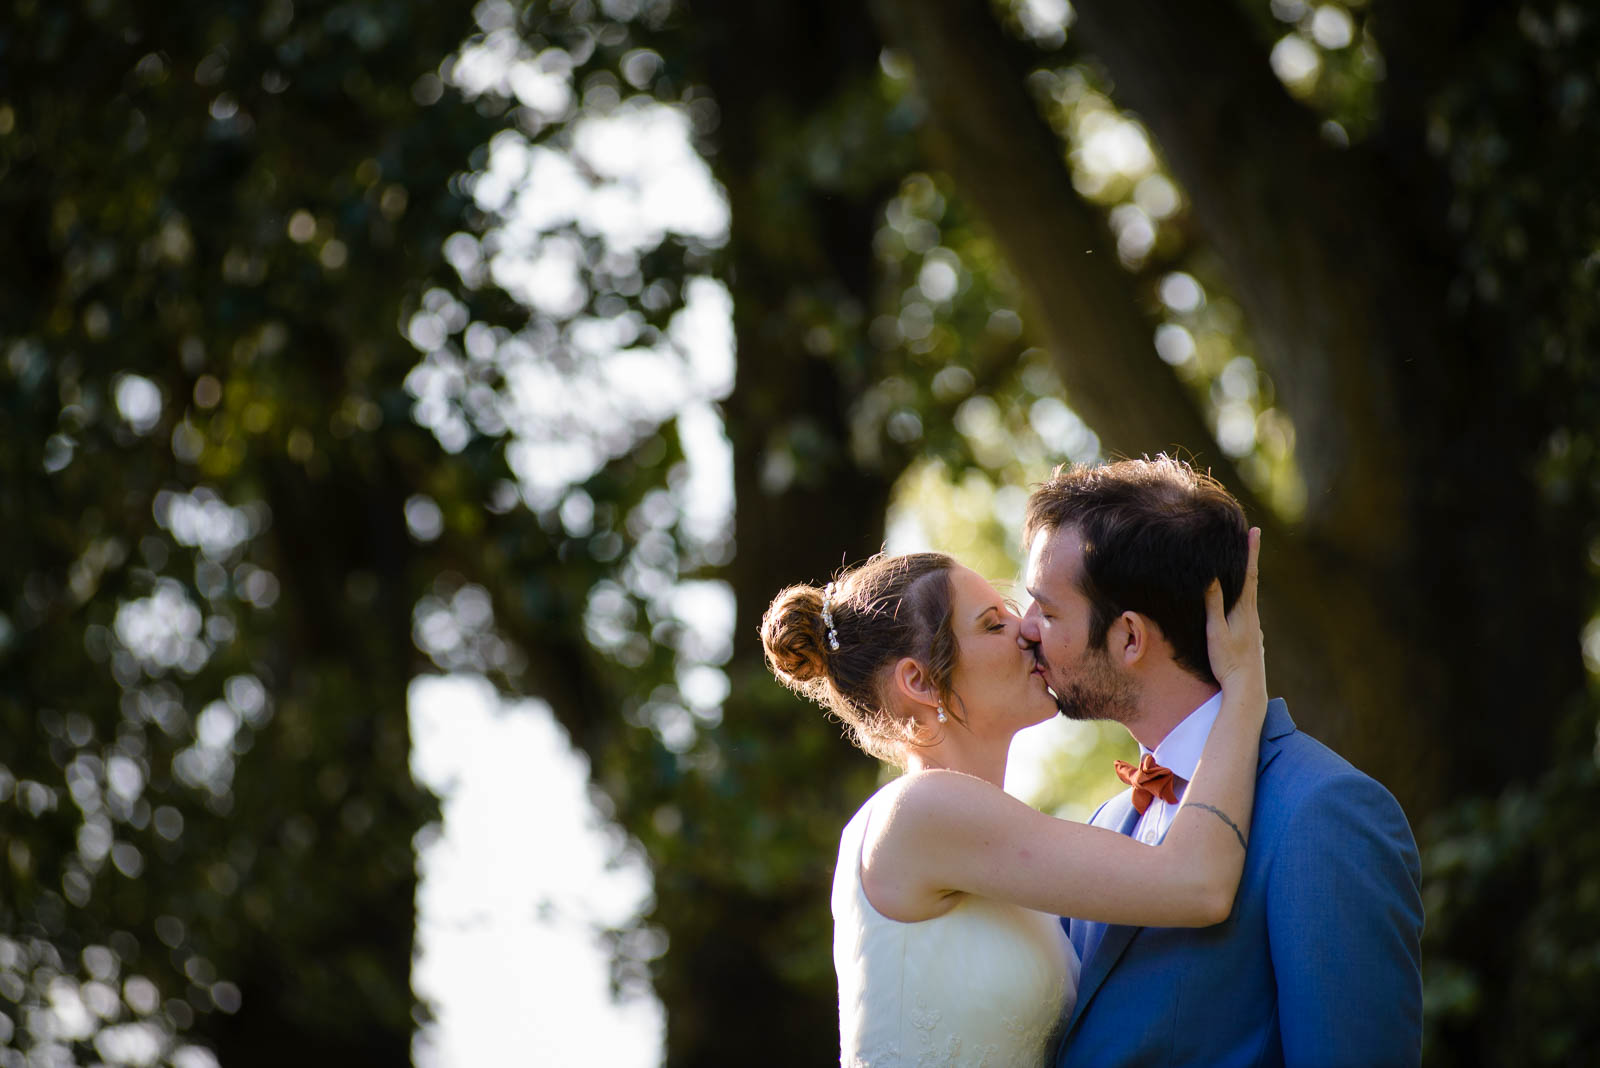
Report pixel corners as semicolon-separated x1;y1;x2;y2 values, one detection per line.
844;989;1065;1067
910;993;965;1065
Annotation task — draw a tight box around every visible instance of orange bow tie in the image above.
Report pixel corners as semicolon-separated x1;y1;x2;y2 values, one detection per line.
1114;754;1183;815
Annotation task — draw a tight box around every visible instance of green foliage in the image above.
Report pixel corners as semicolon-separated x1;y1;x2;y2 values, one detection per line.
1430;0;1600;515
0;0;514;1061
6;0;1600;1065
1013;57;1309;516
1247;1;1383;142
1421;700;1600;1066
1405;3;1600;1060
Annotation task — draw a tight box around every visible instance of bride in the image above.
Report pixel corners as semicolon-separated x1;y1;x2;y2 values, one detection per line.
759;531;1264;1067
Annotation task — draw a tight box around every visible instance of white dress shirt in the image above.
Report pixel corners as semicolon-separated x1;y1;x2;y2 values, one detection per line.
1130;690;1224;846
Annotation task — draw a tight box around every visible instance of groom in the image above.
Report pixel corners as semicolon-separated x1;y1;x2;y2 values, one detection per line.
1019;457;1423;1066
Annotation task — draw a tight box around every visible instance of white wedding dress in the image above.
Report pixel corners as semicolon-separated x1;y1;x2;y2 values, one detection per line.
832;788;1079;1067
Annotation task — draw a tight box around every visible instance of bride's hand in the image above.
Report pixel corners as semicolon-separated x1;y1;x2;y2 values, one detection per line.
1205;527;1264;698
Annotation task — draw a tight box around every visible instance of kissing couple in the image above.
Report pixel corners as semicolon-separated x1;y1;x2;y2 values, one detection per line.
761;457;1424;1067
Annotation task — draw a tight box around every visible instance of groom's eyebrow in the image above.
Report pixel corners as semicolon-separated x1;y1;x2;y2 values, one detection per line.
1025;586;1053;608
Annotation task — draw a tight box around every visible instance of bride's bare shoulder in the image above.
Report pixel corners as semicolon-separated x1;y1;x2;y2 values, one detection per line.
883;767;995;802
870;769;1011;839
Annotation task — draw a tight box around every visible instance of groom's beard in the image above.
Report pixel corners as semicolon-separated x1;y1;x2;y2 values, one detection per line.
1051;646;1138;725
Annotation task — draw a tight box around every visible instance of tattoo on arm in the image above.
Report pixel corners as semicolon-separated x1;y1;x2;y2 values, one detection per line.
1190;803;1248;850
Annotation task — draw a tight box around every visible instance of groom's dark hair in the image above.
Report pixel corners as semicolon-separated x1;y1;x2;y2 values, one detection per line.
1024;455;1249;685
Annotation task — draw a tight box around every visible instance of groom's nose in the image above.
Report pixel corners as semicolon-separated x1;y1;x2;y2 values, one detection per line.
1018;606;1041;646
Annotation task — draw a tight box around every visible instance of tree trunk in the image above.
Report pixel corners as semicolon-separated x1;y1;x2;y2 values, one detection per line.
1067;0;1586;804
651;2;908;1062
872;0;1587;821
870;0;1432;813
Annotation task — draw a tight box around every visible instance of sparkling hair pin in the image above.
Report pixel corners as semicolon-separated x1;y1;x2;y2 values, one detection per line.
820;582;841;651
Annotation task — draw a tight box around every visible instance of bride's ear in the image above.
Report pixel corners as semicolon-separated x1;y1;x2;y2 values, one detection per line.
890;656;941;715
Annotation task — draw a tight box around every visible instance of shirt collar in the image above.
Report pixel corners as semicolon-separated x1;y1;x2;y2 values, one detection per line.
1140;690;1223;781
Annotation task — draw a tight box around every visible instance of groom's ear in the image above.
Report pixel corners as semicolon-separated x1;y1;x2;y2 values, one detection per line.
1111;611;1157;667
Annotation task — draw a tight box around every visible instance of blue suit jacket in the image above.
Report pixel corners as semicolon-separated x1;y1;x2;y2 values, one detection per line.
1056;699;1423;1067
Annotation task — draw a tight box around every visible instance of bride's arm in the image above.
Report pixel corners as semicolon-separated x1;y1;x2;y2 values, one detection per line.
871;529;1266;928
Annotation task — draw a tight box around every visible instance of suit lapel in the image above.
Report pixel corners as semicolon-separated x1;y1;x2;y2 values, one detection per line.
1063;699;1296;1040
1065;798;1142;1032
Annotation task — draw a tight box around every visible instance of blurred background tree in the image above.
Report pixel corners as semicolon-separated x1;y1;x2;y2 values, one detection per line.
3;1;1598;1066
1;1;516;1063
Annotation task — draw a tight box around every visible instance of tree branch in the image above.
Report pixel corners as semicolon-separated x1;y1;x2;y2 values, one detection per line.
868;0;1448;815
869;0;1241;482
1067;0;1424;562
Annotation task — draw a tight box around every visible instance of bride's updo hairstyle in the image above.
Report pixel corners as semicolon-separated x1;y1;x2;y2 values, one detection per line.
760;552;959;764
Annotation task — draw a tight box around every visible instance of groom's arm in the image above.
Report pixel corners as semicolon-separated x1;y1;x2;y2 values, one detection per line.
1266;772;1423;1066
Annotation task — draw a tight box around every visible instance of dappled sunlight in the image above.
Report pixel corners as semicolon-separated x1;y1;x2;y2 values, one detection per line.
1265;0;1382;140
0;933;232;1068
419;8;734;519
0;861;239;1066
0;934;226;1067
10;0;1600;1062
413;578;522;677
1028;65;1308;519
1008;0;1074;49
391;11;750;1059
404;269;734;510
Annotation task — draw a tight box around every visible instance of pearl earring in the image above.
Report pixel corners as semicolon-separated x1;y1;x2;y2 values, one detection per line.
936;705;948;724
